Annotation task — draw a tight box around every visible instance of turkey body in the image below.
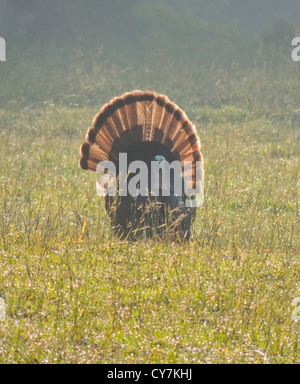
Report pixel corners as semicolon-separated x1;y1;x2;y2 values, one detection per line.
105;143;197;240
79;90;203;241
107;194;196;241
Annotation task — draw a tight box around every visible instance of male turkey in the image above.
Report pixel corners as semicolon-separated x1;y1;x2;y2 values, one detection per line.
79;90;204;241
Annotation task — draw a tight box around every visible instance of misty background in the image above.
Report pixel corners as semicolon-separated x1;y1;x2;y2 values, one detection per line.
1;0;300;43
0;0;300;112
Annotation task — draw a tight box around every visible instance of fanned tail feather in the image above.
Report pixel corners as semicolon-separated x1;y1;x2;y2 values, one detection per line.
80;90;203;190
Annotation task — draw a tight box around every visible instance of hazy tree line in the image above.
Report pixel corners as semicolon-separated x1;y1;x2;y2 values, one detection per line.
0;0;299;109
0;0;298;72
0;0;299;44
0;0;138;42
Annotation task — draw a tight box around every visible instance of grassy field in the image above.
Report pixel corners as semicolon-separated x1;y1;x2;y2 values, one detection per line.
0;42;299;364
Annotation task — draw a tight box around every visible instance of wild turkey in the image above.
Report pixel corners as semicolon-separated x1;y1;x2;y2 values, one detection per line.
79;90;204;241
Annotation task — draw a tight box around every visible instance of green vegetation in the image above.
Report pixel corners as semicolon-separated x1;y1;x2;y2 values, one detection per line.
0;1;299;364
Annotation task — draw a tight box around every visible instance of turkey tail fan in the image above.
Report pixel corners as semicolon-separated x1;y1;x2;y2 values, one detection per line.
80;90;203;190
79;90;204;241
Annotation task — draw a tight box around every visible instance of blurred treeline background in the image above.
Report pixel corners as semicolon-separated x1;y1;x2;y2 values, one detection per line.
0;0;300;115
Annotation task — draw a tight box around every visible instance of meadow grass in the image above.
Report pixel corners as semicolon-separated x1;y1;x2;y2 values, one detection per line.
0;47;299;363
